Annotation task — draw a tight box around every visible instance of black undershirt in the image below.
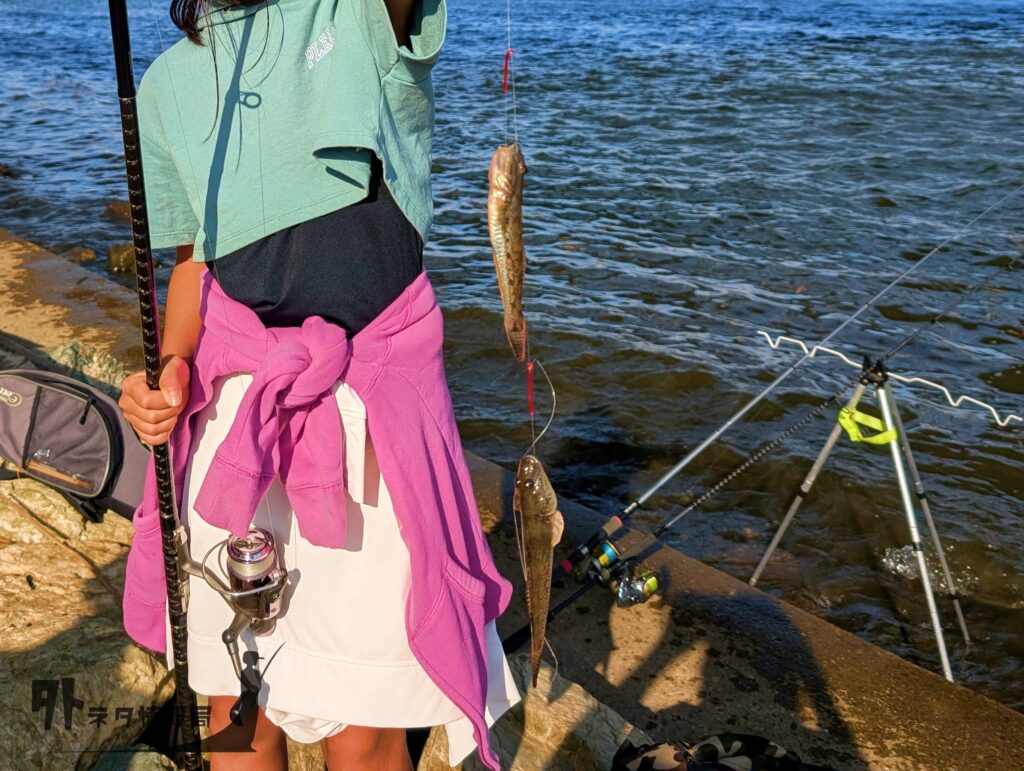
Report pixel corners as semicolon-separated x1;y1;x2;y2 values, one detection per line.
210;155;424;337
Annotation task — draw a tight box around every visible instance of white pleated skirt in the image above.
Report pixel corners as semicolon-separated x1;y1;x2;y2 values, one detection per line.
165;371;521;766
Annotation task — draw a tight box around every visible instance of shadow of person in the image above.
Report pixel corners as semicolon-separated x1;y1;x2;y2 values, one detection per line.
518;546;870;769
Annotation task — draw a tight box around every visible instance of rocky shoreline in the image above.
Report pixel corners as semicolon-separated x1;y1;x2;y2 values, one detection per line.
2;228;1024;770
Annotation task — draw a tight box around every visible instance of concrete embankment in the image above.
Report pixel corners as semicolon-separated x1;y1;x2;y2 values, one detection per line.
2;227;1023;770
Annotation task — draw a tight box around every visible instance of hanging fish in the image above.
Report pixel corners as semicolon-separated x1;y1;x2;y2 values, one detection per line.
487;142;528;362
513;453;564;686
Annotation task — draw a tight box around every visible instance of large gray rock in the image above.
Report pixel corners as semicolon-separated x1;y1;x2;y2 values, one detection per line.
417;654;652;771
0;478;174;770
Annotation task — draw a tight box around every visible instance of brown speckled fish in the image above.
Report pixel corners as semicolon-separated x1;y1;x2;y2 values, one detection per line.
487;143;528;362
513;453;564;686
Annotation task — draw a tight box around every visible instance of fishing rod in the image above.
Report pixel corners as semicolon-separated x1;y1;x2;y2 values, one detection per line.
106;3;202;768
502;186;1024;654
549;181;1024;588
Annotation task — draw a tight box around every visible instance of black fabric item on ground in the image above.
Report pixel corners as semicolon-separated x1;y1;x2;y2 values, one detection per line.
208;154;424;337
612;733;837;771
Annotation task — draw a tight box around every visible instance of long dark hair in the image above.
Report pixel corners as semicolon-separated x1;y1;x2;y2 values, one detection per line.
170;0;267;45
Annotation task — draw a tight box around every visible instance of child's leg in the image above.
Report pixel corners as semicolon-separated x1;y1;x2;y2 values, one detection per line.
207;695;288;771
320;725;413;771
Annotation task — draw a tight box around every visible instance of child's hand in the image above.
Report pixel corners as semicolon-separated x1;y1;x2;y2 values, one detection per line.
118;354;191;445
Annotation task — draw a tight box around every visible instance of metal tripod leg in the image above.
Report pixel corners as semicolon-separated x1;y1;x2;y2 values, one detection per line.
750;383;869;586
878;382;954;682
887;388;971;649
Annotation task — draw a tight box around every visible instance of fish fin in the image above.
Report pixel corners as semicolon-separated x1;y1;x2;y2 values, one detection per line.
551;509;564;547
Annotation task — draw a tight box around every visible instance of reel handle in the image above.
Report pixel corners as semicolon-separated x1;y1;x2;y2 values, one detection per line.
229;688;259;726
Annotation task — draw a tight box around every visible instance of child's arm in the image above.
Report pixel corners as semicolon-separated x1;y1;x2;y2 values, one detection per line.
384;0;416;48
117;244;202;445
160;244;204;366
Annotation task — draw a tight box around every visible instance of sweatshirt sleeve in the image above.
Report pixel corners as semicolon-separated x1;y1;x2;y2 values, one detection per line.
136;68;201;250
358;0;448;84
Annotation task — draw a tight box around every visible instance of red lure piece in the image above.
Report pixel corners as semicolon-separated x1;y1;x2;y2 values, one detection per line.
502;48;514;94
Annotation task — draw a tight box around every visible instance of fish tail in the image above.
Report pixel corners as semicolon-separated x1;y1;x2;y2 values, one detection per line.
506;314;528;362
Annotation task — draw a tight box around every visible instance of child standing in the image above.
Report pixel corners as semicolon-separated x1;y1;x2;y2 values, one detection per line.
117;2;520;769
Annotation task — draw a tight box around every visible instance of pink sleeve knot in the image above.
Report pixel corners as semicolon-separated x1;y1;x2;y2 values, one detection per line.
192;315;353;548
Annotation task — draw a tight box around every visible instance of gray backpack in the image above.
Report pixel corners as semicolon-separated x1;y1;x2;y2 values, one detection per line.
0;368;150;522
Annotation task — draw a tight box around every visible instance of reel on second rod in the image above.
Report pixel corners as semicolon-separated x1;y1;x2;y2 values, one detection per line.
176;525;289;725
574;540;660;608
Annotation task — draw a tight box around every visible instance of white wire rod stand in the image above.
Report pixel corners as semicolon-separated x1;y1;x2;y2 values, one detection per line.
757;331;1022;428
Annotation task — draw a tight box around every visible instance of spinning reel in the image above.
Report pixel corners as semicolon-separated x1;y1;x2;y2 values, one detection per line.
176;526;289;725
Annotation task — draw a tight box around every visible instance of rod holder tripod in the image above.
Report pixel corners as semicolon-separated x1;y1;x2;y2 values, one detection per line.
749;358;969;682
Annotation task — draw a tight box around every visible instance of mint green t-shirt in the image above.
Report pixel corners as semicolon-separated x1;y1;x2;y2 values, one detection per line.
137;0;447;261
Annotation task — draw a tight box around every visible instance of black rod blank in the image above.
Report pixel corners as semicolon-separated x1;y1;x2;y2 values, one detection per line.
105;2;202;768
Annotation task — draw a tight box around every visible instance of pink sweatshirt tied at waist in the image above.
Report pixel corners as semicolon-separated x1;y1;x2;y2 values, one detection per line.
122;267;513;771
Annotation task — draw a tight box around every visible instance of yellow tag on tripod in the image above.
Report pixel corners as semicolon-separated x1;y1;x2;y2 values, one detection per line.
838;407;897;445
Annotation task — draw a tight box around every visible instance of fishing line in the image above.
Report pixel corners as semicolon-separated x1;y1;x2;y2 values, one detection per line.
544;637;560;681
503;0;519;147
523;358;556;458
632;177;1024;510
499;0;533;442
499;0;557;656
922;327;1024;368
655;241;1024;538
880;254;1023;365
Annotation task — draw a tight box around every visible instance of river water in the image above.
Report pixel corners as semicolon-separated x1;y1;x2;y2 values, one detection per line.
1;0;1022;712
